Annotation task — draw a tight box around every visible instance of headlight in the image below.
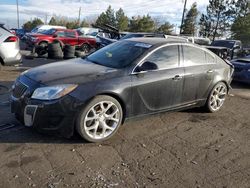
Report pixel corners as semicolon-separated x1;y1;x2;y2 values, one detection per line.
248;69;250;72
31;84;78;100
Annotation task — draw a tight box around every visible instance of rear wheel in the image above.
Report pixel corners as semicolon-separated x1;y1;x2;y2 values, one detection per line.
206;82;228;113
76;95;123;142
80;43;90;53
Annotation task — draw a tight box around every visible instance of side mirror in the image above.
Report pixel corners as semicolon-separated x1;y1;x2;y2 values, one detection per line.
53;34;57;38
136;61;158;73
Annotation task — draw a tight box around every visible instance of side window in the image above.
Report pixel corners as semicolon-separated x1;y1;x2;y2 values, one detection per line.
56;31;65;37
145;45;179;69
65;31;76;38
183;45;206;66
206;52;215;64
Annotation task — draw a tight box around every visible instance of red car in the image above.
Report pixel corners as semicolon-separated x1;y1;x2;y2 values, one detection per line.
27;28;96;52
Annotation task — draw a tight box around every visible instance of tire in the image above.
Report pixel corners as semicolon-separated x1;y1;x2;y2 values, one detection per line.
48;43;63;59
48;43;61;51
75;50;86;58
36;46;47;56
80;43;90;53
39;42;48;49
76;95;123;142
205;82;228;113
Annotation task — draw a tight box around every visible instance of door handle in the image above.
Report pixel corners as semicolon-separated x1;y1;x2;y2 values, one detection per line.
172;75;183;81
207;69;214;73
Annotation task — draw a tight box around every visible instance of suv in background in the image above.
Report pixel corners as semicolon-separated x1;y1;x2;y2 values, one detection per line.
0;23;21;69
211;40;242;59
27;28;96;52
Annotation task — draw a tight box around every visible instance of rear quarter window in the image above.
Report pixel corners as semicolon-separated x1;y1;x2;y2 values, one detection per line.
183;45;206;66
206;52;215;64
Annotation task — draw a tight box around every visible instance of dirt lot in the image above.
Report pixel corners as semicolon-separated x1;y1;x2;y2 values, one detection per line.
0;57;250;188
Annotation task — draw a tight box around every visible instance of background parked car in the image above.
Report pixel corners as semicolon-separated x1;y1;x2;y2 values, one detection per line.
0;23;21;69
76;27;99;36
26;28;96;53
210;40;242;59
16;29;28;39
231;58;250;84
22;25;67;41
182;36;211;45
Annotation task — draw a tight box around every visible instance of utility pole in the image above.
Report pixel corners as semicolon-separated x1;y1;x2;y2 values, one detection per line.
45;13;48;25
16;0;20;29
78;7;81;27
180;0;187;35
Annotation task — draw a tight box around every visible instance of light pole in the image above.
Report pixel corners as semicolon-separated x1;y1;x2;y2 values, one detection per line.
180;0;187;34
16;0;20;29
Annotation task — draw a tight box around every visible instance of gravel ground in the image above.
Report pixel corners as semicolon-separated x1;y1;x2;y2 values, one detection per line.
0;57;249;188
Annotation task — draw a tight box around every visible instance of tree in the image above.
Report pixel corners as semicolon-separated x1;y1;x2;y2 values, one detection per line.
231;0;249;18
156;22;174;34
231;1;250;46
49;17;57;25
66;21;79;29
231;13;250;46
199;0;233;40
199;14;212;38
80;20;90;27
181;3;198;35
95;5;116;27
116;8;129;31
22;18;44;31
129;15;155;32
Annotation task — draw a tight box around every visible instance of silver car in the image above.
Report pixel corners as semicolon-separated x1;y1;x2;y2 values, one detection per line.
0;24;22;69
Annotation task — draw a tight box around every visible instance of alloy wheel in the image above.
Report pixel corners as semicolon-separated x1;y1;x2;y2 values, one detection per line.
83;101;120;140
209;83;227;111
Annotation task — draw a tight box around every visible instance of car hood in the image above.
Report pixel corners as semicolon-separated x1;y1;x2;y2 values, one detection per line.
23;58;119;85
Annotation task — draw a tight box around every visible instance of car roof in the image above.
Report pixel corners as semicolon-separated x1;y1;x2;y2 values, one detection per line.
126;37;188;45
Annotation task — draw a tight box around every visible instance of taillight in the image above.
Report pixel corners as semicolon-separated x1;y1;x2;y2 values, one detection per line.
4;36;18;42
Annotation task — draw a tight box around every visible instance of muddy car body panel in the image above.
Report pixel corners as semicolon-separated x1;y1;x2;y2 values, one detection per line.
11;38;233;138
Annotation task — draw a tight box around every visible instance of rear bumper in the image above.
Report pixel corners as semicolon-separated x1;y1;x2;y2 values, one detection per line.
11;95;84;138
2;52;22;66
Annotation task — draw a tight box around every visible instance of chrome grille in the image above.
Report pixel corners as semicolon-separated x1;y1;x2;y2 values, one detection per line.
12;81;28;98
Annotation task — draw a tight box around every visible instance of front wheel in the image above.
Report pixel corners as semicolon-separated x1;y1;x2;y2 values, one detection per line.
76;95;123;142
205;82;228;113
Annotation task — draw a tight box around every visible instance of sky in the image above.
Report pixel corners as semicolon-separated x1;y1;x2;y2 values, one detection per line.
0;0;209;30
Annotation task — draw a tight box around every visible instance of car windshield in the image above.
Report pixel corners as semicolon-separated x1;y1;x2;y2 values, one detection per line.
40;29;57;35
211;40;235;49
86;41;151;68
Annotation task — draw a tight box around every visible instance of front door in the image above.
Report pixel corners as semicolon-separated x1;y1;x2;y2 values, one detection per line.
131;45;184;116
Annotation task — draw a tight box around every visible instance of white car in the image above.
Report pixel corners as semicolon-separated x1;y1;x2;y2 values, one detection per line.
0;24;21;69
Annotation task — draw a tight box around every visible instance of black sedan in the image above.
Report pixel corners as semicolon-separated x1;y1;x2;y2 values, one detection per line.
11;38;234;142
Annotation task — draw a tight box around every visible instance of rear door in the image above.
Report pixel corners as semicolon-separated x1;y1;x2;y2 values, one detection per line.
131;44;185;115
181;45;215;104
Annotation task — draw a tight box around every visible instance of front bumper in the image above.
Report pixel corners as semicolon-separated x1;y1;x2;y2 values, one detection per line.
11;95;84;138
